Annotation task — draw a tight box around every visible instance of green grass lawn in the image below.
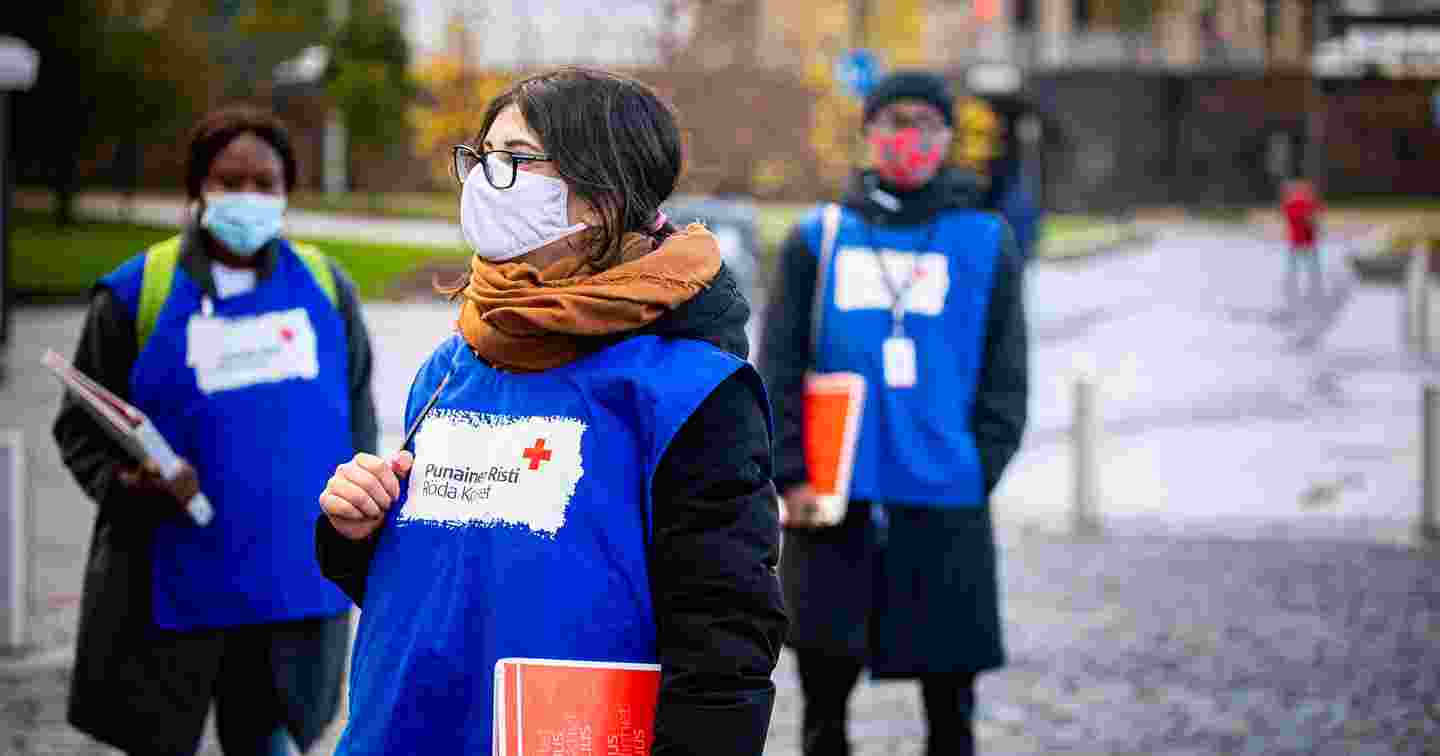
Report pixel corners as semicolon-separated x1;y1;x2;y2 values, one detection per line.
1044;214;1113;239
10;211;465;300
1326;195;1440;213
290;191;459;223
754;203;1125;268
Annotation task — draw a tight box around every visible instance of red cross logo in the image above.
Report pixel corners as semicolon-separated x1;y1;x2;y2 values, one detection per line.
522;439;553;471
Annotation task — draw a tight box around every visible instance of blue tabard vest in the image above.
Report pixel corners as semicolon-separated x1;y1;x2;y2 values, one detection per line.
337;334;749;756
100;239;354;631
805;205;1004;509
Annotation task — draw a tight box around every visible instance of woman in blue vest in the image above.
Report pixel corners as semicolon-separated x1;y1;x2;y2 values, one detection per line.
315;68;787;755
758;72;1029;756
53;106;377;755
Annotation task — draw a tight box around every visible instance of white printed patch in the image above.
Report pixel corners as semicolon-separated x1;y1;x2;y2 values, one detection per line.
833;247;949;316
401;410;587;536
187;308;319;395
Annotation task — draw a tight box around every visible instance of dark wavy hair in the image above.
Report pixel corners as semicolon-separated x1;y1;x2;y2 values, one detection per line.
472;67;683;269
185;105;298;200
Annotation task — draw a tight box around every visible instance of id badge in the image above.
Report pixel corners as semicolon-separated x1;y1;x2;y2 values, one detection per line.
883;336;917;388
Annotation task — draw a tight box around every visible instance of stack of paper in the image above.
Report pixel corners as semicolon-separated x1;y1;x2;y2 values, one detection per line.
41;349;213;526
493;657;660;756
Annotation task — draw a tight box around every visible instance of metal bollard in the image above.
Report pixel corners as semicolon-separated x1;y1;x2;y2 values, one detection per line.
1405;242;1431;357
1422;387;1440;543
1072;378;1102;537
0;430;27;652
1426;242;1435;359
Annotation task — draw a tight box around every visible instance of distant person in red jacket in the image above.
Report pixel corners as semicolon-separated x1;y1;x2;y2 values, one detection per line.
1281;178;1324;305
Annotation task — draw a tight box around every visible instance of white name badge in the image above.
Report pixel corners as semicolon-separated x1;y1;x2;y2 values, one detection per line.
402;410;589;537
186;308;320;395
883;336;918;388
834;248;950;315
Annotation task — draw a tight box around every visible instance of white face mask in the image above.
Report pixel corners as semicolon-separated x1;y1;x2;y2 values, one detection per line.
200;192;286;257
459;156;588;262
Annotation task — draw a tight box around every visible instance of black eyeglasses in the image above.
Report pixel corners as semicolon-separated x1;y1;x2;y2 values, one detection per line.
451;145;553;190
871;113;950;134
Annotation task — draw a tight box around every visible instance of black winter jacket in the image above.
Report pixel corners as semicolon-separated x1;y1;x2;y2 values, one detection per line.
315;263;789;756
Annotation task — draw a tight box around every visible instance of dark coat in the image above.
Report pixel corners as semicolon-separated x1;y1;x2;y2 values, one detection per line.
51;232;378;754
758;169;1028;678
314;261;789;756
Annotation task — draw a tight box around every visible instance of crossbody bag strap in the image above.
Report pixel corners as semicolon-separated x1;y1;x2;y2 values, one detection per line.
809;203;843;363
289;241;339;308
136;235;185;351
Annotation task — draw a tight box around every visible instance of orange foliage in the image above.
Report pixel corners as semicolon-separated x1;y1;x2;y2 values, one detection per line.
409;55;515;186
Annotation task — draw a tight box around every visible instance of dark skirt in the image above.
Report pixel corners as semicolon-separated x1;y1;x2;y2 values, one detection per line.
780;500;1005;679
68;516;350;755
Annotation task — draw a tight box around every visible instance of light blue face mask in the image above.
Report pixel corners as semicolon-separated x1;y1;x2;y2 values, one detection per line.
200;192;287;257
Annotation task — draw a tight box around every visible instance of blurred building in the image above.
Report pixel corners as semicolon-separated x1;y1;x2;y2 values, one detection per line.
397;0;685;68
933;0;1314;71
1308;0;1440;196
924;1;1440;209
713;1;1318;76
1315;0;1440;77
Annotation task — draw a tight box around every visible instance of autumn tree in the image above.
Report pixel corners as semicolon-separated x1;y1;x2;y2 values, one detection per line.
6;1;220;223
408;12;515;189
228;0;331;98
329;0;416;172
1088;0;1181;61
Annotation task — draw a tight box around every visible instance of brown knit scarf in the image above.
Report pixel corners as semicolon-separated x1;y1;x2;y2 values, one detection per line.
454;223;722;372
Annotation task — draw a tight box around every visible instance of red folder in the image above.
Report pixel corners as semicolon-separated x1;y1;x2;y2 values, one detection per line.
40;348;213;526
493;657;661;756
799;371;866;526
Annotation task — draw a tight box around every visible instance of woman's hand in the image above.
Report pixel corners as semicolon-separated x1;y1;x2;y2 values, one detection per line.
779;483;821;528
320;451;414;541
118;458;201;518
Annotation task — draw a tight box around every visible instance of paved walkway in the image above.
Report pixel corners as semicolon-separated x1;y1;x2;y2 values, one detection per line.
5;224;1440;754
998;222;1437;546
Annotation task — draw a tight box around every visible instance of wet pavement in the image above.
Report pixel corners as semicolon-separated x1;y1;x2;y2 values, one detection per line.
999;223;1437;545
4;222;1440;754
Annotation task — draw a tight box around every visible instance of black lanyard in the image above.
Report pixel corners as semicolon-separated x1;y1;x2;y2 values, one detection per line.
858;219;943;338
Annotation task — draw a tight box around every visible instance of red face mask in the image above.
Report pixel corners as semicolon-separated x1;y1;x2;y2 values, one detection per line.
868;128;945;190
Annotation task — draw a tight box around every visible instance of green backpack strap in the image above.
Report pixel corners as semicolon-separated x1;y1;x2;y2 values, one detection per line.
135;237;340;351
290;241;339;308
136;235;184;351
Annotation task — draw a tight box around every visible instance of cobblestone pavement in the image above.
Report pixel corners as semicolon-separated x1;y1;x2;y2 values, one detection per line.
781;530;1440;756
6;530;1440;755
